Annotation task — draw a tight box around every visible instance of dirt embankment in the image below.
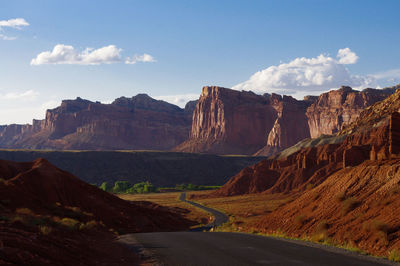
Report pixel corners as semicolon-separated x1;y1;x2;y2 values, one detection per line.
0;158;195;265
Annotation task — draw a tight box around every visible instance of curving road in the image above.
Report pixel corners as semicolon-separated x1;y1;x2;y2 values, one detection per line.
179;192;228;231
119;193;395;266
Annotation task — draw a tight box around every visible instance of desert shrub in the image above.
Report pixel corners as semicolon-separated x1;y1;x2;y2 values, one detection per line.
79;220;99;230
311;220;330;242
59;218;80;230
15;208;35;216
39;225;52;235
370;219;390;234
335;192;346;202
365;219;390;244
315;220;329;233
389;249;400;262
113;181;132;193
341;197;360;215
294;214;307;227
389;186;400;196
99;182;112;192
306;183;314;190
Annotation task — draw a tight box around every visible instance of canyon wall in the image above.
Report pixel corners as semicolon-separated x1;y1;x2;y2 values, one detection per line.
0;94;193;150
176;85;396;156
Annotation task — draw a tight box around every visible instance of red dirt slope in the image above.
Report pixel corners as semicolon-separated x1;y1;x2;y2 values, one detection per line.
212;111;400;196
206;88;400;258
254;158;400;257
0;158;195;265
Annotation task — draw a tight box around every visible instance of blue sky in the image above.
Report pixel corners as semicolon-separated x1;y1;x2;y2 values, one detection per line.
0;0;399;124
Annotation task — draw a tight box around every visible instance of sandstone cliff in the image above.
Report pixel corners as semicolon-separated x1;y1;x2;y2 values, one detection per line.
0;94;192;150
176;85;395;156
175;86;314;155
306;85;397;138
212;87;400;196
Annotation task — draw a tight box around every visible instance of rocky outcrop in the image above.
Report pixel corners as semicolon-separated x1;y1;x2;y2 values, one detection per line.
254;95;312;156
0;94;193;150
175;86;314;155
176;85;395;156
306;86;397;138
211;88;400;197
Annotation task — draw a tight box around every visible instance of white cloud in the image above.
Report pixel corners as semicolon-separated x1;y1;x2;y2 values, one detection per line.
0;89;39;101
337;48;359;64
372;68;400;80
125;53;156;64
0;34;16;41
31;44;123;65
154;93;199;108
232;48;375;98
0;18;29;41
0;18;29;29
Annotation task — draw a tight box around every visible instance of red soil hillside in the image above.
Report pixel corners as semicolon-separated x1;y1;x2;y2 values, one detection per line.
212;111;399;196
254;158;400;257
205;87;400;258
0;158;194;265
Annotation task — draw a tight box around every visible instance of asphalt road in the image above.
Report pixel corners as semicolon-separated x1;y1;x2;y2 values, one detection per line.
179;192;228;231
119;193;395;265
120;232;394;266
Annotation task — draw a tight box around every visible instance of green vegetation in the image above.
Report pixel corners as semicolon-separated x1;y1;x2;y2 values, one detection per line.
389;249;400;262
99;181;221;194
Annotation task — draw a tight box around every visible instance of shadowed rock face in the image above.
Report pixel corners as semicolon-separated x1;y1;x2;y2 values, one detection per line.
175;86;314;155
0;95;193;150
176;85;396;156
305;86;397;138
212;88;400;197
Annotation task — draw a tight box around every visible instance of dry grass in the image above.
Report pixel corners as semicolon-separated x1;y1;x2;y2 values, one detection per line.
189;192;292;230
39;225;53;235
341;197;360;215
118;192;211;227
59;218;80;230
389;249;400;262
294;214;307;227
15;208;35;216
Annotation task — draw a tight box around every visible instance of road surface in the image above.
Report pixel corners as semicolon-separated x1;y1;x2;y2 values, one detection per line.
120;232;394;265
119;192;395;265
179;192;228;231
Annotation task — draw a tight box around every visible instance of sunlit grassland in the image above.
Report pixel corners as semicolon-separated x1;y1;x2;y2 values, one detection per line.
188;192;293;231
118;192;212;227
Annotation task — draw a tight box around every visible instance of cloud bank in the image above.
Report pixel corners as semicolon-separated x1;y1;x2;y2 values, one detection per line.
31;44;156;66
0;89;38;101
232;48;375;98
0;18;29;41
31;44;122;65
0;18;29;29
125;53;156;64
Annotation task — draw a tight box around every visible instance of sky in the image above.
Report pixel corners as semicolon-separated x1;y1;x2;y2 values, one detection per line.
0;0;399;124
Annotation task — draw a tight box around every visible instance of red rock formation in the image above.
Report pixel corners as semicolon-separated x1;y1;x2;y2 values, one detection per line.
200;88;400;258
306;86;396;138
255;95;312;156
211;89;400;196
177;85;395;156
0;94;193;150
175;86;314;155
